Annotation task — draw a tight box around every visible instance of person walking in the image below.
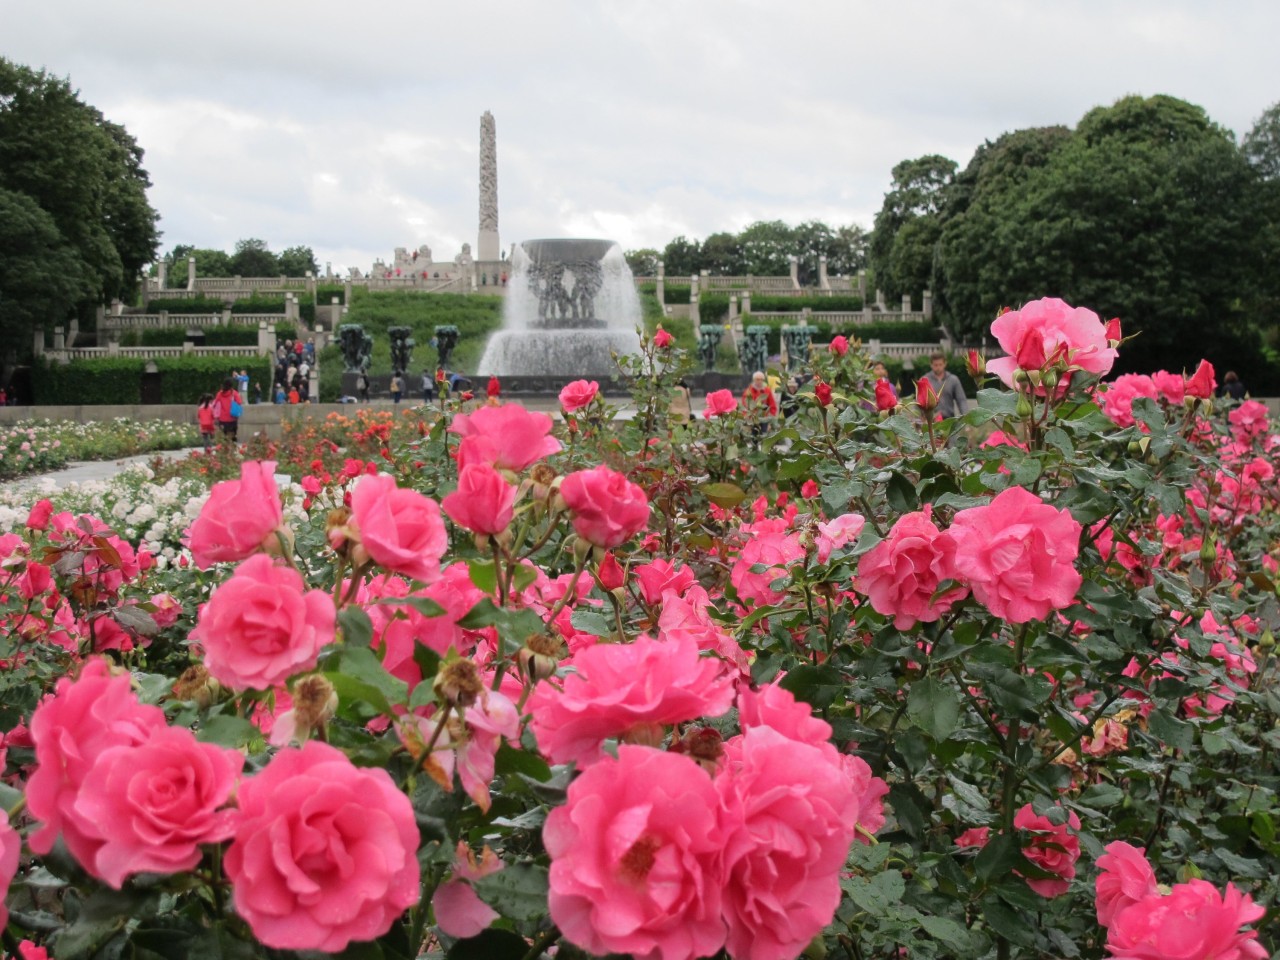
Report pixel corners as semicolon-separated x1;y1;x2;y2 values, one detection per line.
390;371;404;404
923;352;966;418
196;394;216;451
421;369;433;402
212;377;243;442
1218;370;1246;402
358;371;371;403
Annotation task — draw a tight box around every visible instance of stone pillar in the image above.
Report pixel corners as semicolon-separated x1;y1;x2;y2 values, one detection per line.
655;261;665;304
728;295;738;323
922;290;933;319
818;256;830;291
690;293;701;336
258;321;272;357
182;340;194;355
901;294;913;315
689;275;698;299
325;261;333;279
343;280;352;306
187;256;196;291
478;111;500;262
222;308;232;327
788;256;800;289
110;299;124;316
107;339;120;356
33;329;44;356
305;271;316;301
857;269;867;302
741;291;751;316
157;259;168;288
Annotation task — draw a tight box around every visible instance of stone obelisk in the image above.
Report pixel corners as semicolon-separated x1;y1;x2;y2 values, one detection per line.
478;111;500;263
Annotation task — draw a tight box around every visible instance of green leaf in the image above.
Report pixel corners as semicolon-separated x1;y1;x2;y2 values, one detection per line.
842;869;905;916
445;929;530;960
779;663;845;709
1147;708;1194;752
980;895;1036;946
920;914;977;950
468;559;498;595
195;713;258;748
471;862;550;921
886;471;919;513
570;608;614;638
1213;847;1268;879
907;677;961;741
974;831;1022;882
335;644;409;707
337;606;374;649
701;481;748;508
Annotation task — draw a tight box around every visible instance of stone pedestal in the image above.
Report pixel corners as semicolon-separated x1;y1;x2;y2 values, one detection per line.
187;257;196;291
789;256;800;289
819;256;830;291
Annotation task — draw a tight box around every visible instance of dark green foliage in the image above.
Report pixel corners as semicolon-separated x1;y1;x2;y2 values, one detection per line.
128;327;257;348
33;357;273;405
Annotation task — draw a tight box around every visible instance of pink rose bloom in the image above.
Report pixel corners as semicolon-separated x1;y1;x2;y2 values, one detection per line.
653;327;674;348
856;509;968;629
1229;400;1270;443
186;460;284;569
0;810;18;930
1013;803;1081;898
1102;374;1160;428
26;660;166;866
1150;370;1185;405
363;572;482;687
432;842;504;939
405;686;520;813
1095;841;1158;927
950;486;1082;623
350;472;447;583
730;531;805;605
191;553;336;691
26;497;54;531
737;682;833;747
717;726;859;960
1106;879;1266;960
956;826;991;849
528;632;735;767
545;746;727;960
70;725;242;888
634;557;697;606
658;585;750;674
559;465;650;548
1184;359;1217;400
449;403;561;471
559;379;600;412
987;297;1117;389
442;462;517;535
829;335;850;356
816;512;866;563
224;741;420;952
702;388;739;419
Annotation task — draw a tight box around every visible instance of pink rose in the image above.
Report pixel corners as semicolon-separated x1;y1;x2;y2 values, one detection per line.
363;570;483;686
191;553;336;691
559;465;650;548
449;403;562;471
224;741;420;952
987;297;1117;390
658;585;750;674
442;462;517;535
545;746;727;960
1102;374;1160;428
25;498;53;531
829;335;850;356
950;486;1082;623
26;659;166;866
717;726;859;960
1095;841;1158;927
633;557;697;605
737;682;833;746
816;512;866;563
558;379;600;412
1106;879;1266;960
702;388;738;419
70;725;242;888
432;842;504;939
0;810;18;930
1184;359;1216;400
186;460;284;569
730;530;805;605
856;508;968;628
653;327;674;348
1013;803;1081;898
1229;400;1270;442
1151;370;1185;405
956;826;991;849
350;472;447;583
528;633;735;767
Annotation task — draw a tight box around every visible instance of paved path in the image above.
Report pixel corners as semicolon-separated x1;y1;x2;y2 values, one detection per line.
8;449;192;497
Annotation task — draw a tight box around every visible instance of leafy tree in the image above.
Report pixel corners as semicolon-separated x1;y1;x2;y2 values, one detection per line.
278;244;319;277
229;238;279;277
160;246;233;286
0;188;91;359
624;248;661;277
661;235;702;277
700;231;743;275
793;220;868;286
0;58;159;351
1243;101;1280;181
736;220;796;276
868;155;956;304
938;95;1267;382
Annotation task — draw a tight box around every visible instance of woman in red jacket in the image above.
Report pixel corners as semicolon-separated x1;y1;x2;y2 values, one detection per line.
212;377;243;442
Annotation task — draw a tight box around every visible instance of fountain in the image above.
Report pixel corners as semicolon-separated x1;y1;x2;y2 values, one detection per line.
477;239;642;378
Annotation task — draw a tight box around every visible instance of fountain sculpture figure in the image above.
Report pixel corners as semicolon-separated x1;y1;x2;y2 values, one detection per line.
477;239;641;378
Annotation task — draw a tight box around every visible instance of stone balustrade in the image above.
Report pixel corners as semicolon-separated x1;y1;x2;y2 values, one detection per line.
103;313;288;331
62;345;264;360
748;310;933;327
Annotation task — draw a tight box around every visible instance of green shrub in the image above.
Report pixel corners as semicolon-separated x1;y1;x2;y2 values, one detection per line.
698;293;867;324
34;357;274;405
663;285;692;305
134;327;258;347
142;298;226;315
230;296;287;314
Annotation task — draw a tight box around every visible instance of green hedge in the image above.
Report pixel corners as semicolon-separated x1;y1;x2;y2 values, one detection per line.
698;293;866;324
130;327;259;347
34;357;274;405
743;318;940;355
230;296;287;314
145;299;226;315
663;285;692;305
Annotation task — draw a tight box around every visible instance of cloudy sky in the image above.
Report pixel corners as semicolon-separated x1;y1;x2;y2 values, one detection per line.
4;1;1278;275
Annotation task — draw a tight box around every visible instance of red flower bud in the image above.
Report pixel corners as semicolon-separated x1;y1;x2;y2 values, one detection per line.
814;380;833;407
597;551;625;592
916;378;938;411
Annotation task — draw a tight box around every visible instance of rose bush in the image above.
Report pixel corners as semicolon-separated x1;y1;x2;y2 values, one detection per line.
0;304;1273;960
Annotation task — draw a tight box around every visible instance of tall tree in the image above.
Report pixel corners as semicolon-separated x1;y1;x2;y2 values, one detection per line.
736;220;796;276
868;155;957;305
0;58;160;350
624;248;661;277
229;238;279;277
661;236;702;277
1243;101;1280;181
277;244;319;277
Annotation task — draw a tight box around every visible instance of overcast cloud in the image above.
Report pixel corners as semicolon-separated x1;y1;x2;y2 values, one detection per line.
3;0;1277;274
